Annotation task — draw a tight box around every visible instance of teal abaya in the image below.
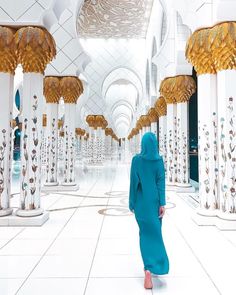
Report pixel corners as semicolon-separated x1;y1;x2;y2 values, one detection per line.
129;132;169;275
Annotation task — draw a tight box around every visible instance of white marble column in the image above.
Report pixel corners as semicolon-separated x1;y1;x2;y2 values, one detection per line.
217;70;236;220
197;74;219;215
44;103;59;186
18;73;45;216
62;103;76;186
60;77;83;186
0;27;17;217
15;26;56;218
41;119;47;167
0;73;14;217
166;103;177;186
176;101;191;189
150;122;158;137
159;115;167;170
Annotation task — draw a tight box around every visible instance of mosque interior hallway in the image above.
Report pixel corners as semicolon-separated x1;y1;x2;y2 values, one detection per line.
0;159;235;295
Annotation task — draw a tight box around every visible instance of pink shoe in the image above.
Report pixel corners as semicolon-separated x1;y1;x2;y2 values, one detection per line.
144;270;153;289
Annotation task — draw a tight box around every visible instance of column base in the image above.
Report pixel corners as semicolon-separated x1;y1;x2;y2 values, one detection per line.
0;208;13;217
0;210;49;226
44;182;59;187
191;209;236;230
175;184;195;193
61;182;77;186
42;184;79;192
166;182;177;191
16;208;44;217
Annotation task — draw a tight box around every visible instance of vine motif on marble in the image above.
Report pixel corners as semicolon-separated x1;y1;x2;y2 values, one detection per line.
174;116;178;182
50;118;57;182
177;118;181;183
168;129;174;183
69;132;75;182
46;135;50;182
212;112;219;209
0;129;7;209
182;131;187;184
21;117;28;210
202;124;211;209
29;95;39;209
220;116;227;212
227;97;236;213
8;114;12;199
64;125;69;182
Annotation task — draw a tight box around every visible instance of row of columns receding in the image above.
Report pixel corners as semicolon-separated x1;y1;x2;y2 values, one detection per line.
128;21;236;228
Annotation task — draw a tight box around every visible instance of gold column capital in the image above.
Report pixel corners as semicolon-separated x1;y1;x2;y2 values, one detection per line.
211;22;236;71
186;22;236;73
154;96;167;117
86;115;95;128
185;27;216;75
44;76;61;103
105;128;113;136
102;117;108;130
60;76;84;104
0;26;17;74
136;119;142;130
147;108;158;123
140;115;151;127
160;75;196;103
95;115;104;129
15;26;56;74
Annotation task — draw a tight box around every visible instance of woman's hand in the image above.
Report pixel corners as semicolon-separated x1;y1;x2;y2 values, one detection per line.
158;206;165;218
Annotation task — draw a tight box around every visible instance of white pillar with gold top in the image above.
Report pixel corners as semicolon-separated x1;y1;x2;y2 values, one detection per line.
160;78;178;188
60;77;83;186
155;97;167;171
44;77;61;186
0;27;17;217
174;76;196;192
212;22;236;222
15;27;56;218
148;108;158;138
186;27;219;220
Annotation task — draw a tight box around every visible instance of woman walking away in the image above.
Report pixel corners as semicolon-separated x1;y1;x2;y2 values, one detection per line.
129;132;169;289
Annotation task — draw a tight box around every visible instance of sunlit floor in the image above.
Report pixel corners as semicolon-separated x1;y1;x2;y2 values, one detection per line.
0;158;236;295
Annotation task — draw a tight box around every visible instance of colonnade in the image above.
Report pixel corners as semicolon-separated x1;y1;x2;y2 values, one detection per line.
85;115;119;165
185;22;236;226
0;26;84;223
0;26;56;220
128;75;196;192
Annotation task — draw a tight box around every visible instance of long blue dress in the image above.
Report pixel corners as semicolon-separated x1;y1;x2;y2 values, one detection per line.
129;132;169;275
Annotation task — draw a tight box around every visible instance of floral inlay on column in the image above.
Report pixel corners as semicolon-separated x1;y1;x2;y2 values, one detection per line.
0;129;7;208
228;97;236;213
60;76;83;185
0;26;17;216
15;26;56;217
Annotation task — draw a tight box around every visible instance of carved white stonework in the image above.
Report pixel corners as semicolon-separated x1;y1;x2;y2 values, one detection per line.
78;0;154;38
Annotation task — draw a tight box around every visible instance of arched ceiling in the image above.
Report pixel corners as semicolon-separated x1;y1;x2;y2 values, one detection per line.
78;0;154;38
105;80;138;138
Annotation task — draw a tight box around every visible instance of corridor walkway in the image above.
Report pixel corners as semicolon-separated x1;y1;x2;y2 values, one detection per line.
0;160;235;295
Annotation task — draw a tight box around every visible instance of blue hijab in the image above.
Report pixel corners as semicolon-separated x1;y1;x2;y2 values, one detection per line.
139;132;161;161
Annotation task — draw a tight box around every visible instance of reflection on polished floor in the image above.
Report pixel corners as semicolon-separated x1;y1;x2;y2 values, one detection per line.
0;160;235;295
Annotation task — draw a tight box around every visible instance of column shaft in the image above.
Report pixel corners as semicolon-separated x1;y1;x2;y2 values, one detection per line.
166;103;177;185
217;70;236;218
0;73;14;216
62;103;76;185
18;73;44;216
198;74;219;214
45;103;59;186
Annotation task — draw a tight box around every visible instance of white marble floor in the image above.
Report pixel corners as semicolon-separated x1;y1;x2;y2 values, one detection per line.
1;160;236;295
